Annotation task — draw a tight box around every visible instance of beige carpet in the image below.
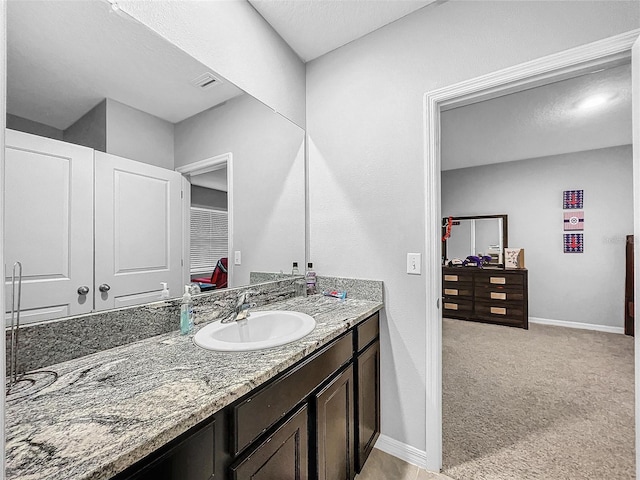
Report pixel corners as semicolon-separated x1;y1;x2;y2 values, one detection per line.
442;318;635;480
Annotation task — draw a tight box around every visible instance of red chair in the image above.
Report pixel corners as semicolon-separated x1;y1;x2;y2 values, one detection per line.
192;258;228;289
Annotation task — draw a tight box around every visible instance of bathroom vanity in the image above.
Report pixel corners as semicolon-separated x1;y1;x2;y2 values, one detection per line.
5;292;382;480
442;267;528;329
116;311;379;480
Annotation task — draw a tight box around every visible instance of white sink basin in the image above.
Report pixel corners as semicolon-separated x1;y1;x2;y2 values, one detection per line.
193;310;316;352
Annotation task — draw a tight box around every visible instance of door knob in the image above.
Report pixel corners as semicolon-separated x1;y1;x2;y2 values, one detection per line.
77;286;90;295
99;284;111;293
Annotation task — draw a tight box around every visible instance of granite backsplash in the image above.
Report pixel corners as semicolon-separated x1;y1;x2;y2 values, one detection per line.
7;275;383;374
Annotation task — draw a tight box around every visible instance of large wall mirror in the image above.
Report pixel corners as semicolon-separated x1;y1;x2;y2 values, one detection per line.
4;0;305;324
442;214;508;266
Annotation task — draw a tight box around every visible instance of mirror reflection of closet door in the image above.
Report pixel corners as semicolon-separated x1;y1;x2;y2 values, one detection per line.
4;130;94;323
94;151;183;310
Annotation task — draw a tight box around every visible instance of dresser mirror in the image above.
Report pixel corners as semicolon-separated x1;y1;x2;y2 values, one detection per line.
442;214;508;266
4;0;305;324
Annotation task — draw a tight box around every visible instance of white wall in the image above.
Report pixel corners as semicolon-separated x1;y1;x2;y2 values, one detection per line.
64;100;106;152
175;94;305;286
442;145;633;329
1;2;7;476
119;0;306;128
106;99;174;170
306;0;640;458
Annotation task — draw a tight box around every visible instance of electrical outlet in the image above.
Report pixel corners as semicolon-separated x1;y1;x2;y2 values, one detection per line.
234;251;241;265
407;253;421;275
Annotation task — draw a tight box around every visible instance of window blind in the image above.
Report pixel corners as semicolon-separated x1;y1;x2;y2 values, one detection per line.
190;207;228;275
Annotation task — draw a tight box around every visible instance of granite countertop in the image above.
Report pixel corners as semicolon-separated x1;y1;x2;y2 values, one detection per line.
6;295;383;480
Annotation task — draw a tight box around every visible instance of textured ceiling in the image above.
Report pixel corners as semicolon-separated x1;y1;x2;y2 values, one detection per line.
249;0;434;62
441;63;632;171
7;0;244;130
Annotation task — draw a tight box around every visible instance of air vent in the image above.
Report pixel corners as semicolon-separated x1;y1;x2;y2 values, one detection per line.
191;72;222;90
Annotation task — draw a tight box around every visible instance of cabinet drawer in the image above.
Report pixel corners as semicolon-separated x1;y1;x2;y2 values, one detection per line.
233;332;353;455
442;299;473;314
443;282;473;298
475;273;524;287
474;288;524;302
356;313;379;352
475;303;525;323
442;272;473;283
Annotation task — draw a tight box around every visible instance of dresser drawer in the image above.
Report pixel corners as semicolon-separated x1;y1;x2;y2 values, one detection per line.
442;271;473;283
475;303;525;323
442;299;473;315
475;273;524;287
474;287;524;302
443;282;473;298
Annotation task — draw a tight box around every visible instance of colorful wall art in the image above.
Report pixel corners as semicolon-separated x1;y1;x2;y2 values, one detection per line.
563;211;584;231
563;189;584;209
564;233;584;253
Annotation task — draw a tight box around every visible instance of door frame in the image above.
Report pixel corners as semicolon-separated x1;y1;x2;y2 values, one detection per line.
423;29;640;472
176;152;234;287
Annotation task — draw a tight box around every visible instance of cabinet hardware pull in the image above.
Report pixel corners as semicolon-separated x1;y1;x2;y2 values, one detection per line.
444;303;458;310
444;289;458;296
77;286;90;295
490;292;506;300
444;275;458;282
491;307;507;315
490;277;506;284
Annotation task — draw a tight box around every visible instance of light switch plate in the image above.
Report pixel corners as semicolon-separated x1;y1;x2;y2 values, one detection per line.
234;251;241;265
407;253;421;275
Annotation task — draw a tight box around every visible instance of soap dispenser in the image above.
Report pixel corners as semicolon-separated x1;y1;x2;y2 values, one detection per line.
180;286;194;334
160;282;170;300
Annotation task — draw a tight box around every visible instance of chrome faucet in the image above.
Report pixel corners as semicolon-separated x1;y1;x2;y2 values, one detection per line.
222;290;258;323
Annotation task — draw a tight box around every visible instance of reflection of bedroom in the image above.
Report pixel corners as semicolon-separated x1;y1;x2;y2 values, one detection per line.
189;168;229;290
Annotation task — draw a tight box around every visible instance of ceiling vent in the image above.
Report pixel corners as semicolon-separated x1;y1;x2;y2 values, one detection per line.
191;72;222;90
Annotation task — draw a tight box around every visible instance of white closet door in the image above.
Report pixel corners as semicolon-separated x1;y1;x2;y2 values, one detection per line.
94;151;183;310
4;129;94;324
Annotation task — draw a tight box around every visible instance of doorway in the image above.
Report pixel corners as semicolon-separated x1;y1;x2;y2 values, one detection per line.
422;30;640;474
177;152;234;289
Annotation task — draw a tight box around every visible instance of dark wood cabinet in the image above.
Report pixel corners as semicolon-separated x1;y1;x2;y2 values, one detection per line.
120;418;217;480
355;340;380;472
315;366;355;480
443;267;528;329
230;405;308;480
114;312;381;480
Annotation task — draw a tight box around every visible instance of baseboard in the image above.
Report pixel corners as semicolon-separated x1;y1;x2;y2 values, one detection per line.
375;434;428;469
529;317;624;334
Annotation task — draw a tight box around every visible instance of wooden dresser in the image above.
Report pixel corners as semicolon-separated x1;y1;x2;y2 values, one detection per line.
442;267;529;329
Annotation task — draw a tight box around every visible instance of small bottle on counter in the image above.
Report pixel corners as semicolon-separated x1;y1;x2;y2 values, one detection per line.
180;285;194;334
305;262;317;295
160;282;170;300
292;262;300;275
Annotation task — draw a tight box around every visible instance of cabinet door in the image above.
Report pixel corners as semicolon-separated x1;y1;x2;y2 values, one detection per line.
4;130;94;323
356;341;380;472
122;420;215;480
94;151;183;310
315;365;355;480
231;404;308;480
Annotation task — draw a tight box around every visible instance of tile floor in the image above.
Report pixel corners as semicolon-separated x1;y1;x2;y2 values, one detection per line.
355;449;455;480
